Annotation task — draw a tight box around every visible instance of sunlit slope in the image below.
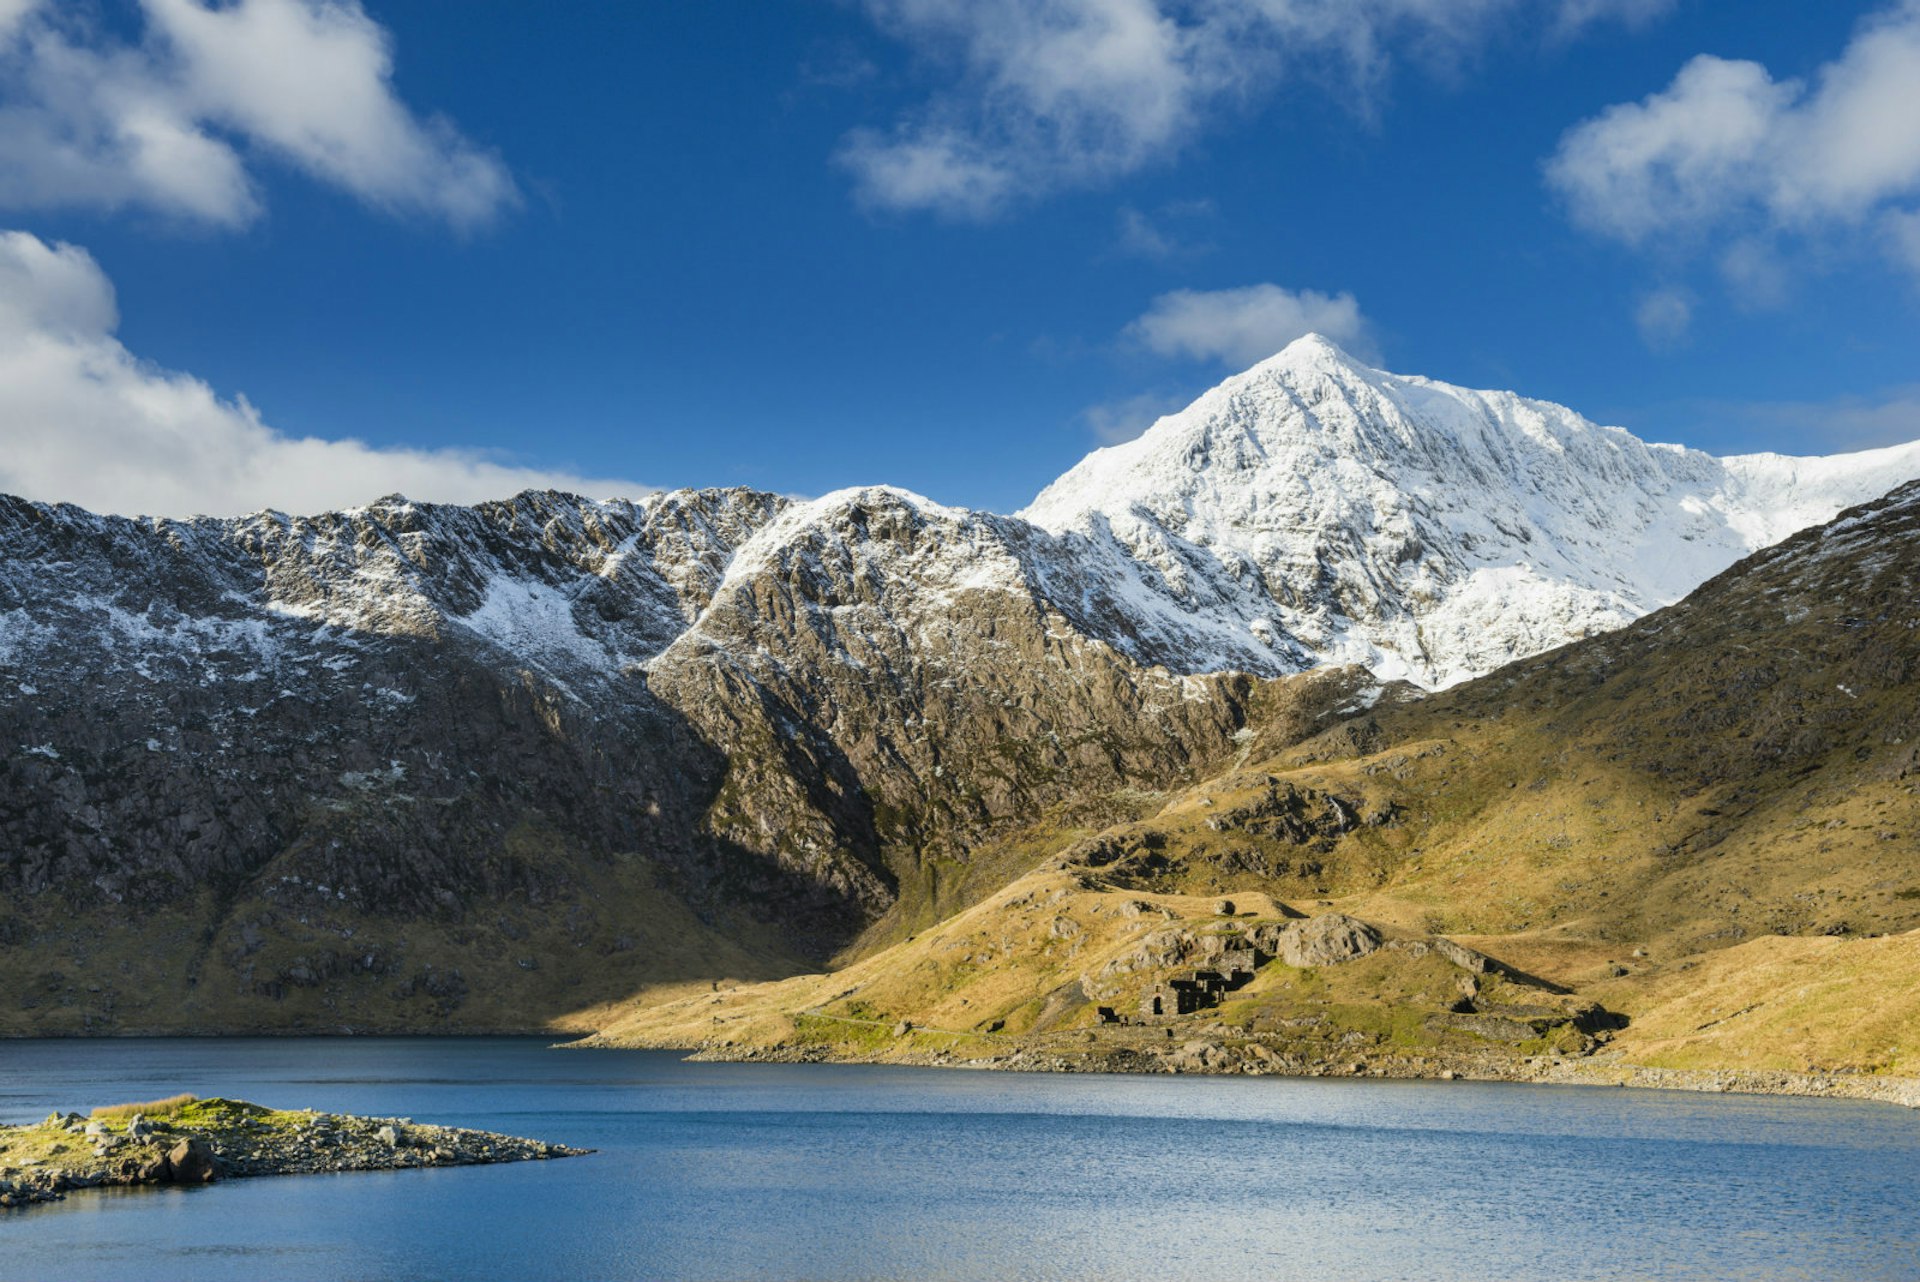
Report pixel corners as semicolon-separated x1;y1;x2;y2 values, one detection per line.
585;482;1920;1083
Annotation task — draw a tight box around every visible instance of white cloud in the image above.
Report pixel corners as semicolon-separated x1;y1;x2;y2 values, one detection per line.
0;0;35;39
838;127;1014;220
1547;56;1788;245
842;0;1673;217
0;231;648;518
1081;389;1189;443
1125;283;1375;367
1547;2;1920;276
1769;390;1920;452
1633;285;1692;350
0;0;515;229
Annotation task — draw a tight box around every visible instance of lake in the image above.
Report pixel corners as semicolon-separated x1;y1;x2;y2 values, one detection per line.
1;1037;1916;1281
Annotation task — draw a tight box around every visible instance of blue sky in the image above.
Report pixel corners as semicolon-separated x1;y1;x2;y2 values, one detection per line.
1;0;1917;517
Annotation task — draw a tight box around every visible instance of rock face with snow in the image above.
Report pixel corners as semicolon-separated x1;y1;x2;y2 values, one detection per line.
1023;334;1920;687
0;486;1295;1032
0;488;842;1030
2;336;1916;1032
646;487;1267;901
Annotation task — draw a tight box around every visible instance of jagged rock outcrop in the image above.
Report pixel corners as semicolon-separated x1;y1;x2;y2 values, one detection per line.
647;487;1260;897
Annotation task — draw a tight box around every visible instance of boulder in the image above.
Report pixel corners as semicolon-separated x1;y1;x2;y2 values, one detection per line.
165;1138;217;1184
1278;913;1382;967
126;1114;154;1138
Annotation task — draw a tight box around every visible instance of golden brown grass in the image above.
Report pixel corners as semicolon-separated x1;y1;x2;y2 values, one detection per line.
1601;930;1920;1075
91;1093;197;1120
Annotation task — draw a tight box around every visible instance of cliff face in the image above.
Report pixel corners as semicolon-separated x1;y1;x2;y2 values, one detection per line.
0;486;1273;1031
644;488;1266;912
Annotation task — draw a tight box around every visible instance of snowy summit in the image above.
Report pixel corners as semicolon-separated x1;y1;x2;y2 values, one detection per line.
1022;335;1920;687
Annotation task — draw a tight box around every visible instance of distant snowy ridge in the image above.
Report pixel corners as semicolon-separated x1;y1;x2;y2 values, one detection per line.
1020;334;1920;687
3;336;1916;697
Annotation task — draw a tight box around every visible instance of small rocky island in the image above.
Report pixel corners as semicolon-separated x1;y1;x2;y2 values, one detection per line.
0;1095;588;1210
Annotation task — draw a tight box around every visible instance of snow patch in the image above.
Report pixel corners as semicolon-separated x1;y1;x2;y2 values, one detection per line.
457;574;623;686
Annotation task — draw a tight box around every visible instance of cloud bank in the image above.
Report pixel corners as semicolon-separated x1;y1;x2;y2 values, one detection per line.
1081;389;1190;444
0;231;648;518
1126;283;1376;367
1547;1;1920;280
841;0;1672;217
0;0;516;229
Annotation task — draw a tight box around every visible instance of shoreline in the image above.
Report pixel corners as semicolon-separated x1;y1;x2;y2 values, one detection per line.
598;1034;1920;1110
8;1030;1913;1114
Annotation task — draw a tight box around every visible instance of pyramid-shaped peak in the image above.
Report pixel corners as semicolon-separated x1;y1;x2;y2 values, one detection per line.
1251;331;1379;378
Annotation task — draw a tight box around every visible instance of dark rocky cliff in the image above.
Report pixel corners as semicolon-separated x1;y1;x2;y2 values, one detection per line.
0;486;1275;1031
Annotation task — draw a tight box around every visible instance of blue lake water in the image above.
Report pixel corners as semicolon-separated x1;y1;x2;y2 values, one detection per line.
1;1037;1917;1281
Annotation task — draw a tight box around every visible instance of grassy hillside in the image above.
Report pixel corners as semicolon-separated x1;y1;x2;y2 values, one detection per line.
583;482;1920;1093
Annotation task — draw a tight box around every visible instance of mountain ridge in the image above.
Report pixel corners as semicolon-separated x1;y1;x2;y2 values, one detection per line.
14;334;1913;692
2;341;1917;1039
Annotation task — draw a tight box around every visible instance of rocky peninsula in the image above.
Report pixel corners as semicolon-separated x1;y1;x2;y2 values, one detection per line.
0;1095;588;1210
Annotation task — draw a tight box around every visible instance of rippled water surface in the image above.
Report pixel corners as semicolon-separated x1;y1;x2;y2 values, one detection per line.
2;1037;1917;1281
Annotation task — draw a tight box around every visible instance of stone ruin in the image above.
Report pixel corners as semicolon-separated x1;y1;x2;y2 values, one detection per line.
1138;945;1261;1018
1100;913;1403;1022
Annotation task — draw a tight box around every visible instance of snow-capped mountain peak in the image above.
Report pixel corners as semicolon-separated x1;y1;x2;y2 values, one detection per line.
1021;336;1920;687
